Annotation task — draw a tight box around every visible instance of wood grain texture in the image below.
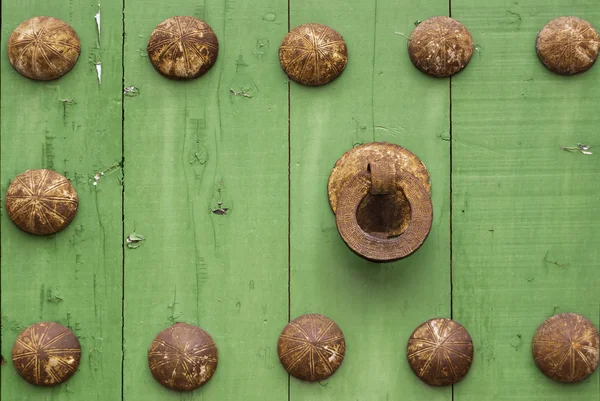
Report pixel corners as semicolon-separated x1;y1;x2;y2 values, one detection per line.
1;0;124;400
452;1;600;400
289;0;451;400
123;0;289;400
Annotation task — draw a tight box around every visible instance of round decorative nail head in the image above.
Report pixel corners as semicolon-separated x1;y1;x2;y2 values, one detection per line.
147;16;219;80
8;16;80;81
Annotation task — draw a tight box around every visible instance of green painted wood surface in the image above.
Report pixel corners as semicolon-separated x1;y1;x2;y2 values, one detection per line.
288;0;451;400
1;0;599;400
452;1;600;400
0;0;124;400
122;1;289;400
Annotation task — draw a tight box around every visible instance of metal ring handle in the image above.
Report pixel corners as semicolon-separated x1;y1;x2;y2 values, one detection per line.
335;170;433;262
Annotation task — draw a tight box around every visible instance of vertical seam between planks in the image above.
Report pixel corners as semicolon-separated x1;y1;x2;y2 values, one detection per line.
287;0;291;325
449;2;454;401
287;3;292;401
0;5;3;397
370;0;378;142
120;0;126;400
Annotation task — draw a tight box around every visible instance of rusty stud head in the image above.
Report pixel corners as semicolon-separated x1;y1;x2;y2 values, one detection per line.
407;318;474;386
408;16;474;77
8;16;81;81
5;169;78;235
278;314;346;381
279;23;348;86
12;322;81;386
147;16;219;80
148;323;218;391
532;313;599;383
536;17;600;75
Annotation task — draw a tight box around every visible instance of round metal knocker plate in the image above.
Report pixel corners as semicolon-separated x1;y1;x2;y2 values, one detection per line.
328;142;431;239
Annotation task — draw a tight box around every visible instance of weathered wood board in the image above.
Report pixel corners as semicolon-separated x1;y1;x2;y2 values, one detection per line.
452;1;600;400
122;0;289;400
288;0;451;400
1;0;124;400
0;0;599;400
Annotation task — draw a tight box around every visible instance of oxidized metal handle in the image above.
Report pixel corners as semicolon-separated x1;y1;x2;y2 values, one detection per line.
328;142;433;262
335;169;432;261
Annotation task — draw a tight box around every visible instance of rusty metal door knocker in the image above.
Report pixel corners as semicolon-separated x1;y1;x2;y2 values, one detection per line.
328;142;433;262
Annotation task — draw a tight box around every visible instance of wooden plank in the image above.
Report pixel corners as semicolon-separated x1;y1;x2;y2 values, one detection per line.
452;2;600;400
0;1;124;400
122;0;289;400
288;1;452;400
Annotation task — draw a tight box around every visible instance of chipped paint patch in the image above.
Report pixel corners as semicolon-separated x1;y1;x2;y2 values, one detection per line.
127;232;145;249
95;63;102;85
560;143;592;155
94;1;101;40
91;162;121;186
124;86;140;97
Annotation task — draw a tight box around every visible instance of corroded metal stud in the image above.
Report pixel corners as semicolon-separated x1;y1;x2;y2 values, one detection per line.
12;322;81;386
279;23;348;86
536;17;600;75
147;16;219;80
5;169;78;235
8;16;81;81
277;314;346;381
148;323;218;391
533;313;599;383
328;143;433;262
407;318;474;386
408;16;474;77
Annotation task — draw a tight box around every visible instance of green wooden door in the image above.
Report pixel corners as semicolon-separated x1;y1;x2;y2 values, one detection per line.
1;0;598;401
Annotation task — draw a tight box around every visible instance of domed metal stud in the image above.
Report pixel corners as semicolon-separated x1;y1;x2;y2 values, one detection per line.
407;318;474;386
147;16;219;80
533;313;599;383
8;16;81;81
148;323;218;391
12;322;81;386
277;314;346;381
279;23;348;86
408;16;474;77
536;17;600;75
5;169;78;235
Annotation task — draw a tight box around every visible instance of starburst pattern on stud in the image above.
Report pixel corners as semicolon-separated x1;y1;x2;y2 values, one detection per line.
407;318;474;386
8;16;81;81
408;16;474;77
279;23;348;86
147;16;219;80
12;322;81;387
536;17;600;75
277;314;346;381
533;313;599;383
5;169;78;235
148;323;218;391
